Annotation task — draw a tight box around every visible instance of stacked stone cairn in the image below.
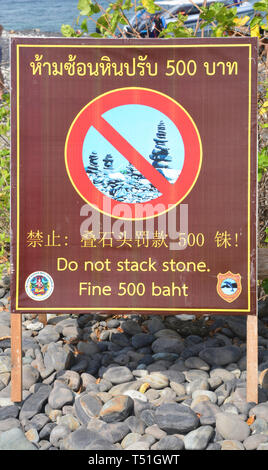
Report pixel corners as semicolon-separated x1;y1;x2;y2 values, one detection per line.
84;120;178;203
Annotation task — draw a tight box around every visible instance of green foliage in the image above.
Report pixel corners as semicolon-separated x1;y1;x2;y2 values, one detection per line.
200;2;238;37
258;147;268;182
0;93;10;276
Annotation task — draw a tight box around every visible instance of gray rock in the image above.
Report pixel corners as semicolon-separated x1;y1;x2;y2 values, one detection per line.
140;408;156;427
0;355;11;373
0;417;21;432
244;434;268;450
121;432;142;449
103;366;133;384
50;424;70;447
155;403;199;434
29;413;50;431
0;404;19;420
37;325;60;344
249;403;268;421
215;412;250;441
131;333;155;349
44;342;73;372
125;416;145;434
57;414;80;432
151;337;184;355
152;435;184;450
106;422;130;443
184;369;209;383
199;346;241;366
56;370;81;391
74;393;102;425
192;390;217;404
100;395;134;423
0;427;37;450
142;372;169;389
62;427;106;450
125;441;150;450
22;364;40;390
121;320;142;335
257;443;268;450
19;384;51;420
77;341;99;356
145;424;167;440
48;383;74;409
85;439;118;450
221;440;245;450
184;357;210;371
210;368;236;382
25;427;39;444
184;425;214;450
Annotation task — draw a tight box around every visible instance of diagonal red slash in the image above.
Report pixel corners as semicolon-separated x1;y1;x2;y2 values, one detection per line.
93;116;173;195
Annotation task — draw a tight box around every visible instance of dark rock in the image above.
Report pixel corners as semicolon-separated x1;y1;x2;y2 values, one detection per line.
155;403;199;434
19;384;51;420
99;395;134;423
74;393;102;425
199;346;242;366
153;435;184;450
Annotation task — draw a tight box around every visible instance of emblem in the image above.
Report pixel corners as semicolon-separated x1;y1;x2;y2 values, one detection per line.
216;271;242;303
25;271;54;301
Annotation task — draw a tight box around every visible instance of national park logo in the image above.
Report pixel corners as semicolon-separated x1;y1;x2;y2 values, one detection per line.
25;271;54;301
216;271;242;303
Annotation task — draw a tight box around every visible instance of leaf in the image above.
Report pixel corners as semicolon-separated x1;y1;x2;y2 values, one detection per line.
141;0;157;14
139;382;150;393
247;415;255;425
61;24;77;37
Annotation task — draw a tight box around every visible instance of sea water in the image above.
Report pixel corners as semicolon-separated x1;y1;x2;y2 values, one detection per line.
0;0;258;34
0;0;96;33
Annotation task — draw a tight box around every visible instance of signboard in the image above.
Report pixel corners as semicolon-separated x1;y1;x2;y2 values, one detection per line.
11;37;258;315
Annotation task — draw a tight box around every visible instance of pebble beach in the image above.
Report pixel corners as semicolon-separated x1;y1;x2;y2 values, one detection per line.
1;28;268;453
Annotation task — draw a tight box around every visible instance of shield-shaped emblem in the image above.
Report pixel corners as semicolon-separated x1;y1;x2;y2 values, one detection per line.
216;271;242;303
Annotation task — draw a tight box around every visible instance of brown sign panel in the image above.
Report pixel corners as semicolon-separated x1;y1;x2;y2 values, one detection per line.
10;37;257;315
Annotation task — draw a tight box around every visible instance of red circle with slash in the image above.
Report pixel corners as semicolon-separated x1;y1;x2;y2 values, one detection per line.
65;87;202;220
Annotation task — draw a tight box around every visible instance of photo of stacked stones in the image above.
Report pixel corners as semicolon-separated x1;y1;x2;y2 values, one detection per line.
84;121;179;203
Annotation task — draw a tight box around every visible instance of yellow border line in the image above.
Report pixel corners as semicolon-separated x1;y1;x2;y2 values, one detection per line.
248;44;252;313
16;45;20;311
15;42;253;312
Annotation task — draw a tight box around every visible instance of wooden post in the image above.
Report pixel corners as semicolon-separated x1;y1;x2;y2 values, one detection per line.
11;314;22;403
247;315;259;404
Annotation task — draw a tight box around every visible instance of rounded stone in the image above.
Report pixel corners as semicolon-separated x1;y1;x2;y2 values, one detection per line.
155;403;199;434
151;337;184;355
102;366;133;384
74;393;103;425
50;425;70;447
192;390;217;404
22;364;40;390
142;372;169;390
215;412;250;441
221;440;245;450
184;425;214;450
153;435;184;450
99;395;134;423
199;346;241;366
48;385;74;410
184;357;210;371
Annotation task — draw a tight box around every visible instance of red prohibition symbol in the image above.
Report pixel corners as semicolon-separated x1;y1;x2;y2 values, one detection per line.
65;87;202;220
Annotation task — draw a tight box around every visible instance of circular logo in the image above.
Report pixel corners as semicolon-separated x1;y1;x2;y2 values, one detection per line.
65;87;202;220
25;271;54;301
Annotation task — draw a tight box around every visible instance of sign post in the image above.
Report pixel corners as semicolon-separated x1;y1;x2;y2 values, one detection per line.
10;37;258;402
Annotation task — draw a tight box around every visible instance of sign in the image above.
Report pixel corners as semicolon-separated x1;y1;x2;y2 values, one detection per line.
11;37;258;315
